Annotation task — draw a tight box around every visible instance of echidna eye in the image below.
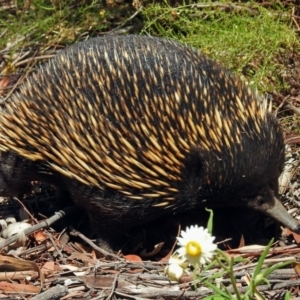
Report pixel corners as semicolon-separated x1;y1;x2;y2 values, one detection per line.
256;195;265;205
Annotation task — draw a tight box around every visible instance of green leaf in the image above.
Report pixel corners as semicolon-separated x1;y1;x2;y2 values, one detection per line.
285;291;291;300
206;208;214;234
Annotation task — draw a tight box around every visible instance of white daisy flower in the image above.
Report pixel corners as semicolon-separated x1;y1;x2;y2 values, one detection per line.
165;262;184;281
165;255;188;281
176;225;217;266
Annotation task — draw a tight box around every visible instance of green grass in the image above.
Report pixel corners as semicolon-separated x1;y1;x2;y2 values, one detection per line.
0;0;119;53
141;1;300;93
1;1;299;98
1;1;299;95
0;0;139;76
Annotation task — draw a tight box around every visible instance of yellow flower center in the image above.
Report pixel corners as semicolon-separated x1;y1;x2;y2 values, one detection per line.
186;241;202;257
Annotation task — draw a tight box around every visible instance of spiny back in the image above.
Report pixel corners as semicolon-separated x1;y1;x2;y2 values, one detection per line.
0;35;284;204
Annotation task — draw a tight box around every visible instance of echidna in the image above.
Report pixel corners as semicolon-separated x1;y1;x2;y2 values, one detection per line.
0;35;299;250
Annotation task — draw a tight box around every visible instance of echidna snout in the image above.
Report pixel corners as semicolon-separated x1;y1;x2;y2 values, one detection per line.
243;186;300;233
0;35;299;250
266;197;300;233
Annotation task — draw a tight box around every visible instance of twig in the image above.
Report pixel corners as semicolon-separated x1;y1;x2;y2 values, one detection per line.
69;227;123;261
106;274;118;300
286;102;300;116
1;49;40;103
0;206;78;249
107;6;143;35
46;232;66;265
31;285;68;300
